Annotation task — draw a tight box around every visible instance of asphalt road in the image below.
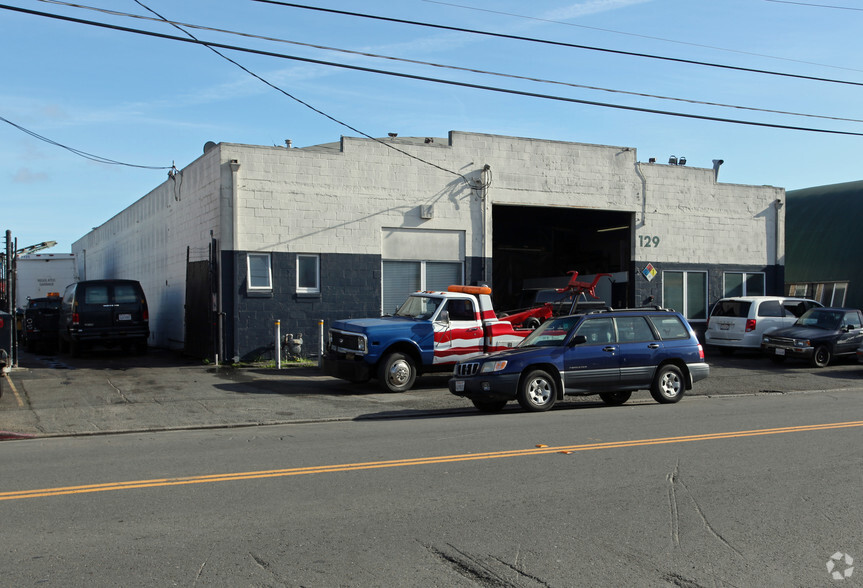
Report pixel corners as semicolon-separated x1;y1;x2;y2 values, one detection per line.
2;389;862;586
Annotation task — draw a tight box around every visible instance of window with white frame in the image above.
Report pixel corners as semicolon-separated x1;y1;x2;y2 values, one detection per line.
296;254;320;294
381;260;462;314
247;253;272;291
723;272;765;297
663;271;708;321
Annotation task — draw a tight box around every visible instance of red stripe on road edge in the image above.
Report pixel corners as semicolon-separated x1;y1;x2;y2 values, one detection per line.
0;431;36;440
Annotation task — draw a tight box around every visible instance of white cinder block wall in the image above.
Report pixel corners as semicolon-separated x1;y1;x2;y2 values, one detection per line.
72;149;222;348
72;131;783;352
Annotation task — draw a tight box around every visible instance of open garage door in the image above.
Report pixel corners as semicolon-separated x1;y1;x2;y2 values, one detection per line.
492;205;631;311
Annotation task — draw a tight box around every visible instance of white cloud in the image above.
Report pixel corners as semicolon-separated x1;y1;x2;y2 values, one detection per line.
13;168;49;183
544;0;653;20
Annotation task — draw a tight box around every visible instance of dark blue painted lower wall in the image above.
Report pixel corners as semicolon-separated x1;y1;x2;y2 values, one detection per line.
218;251;783;360
632;260;785;340
221;252;486;362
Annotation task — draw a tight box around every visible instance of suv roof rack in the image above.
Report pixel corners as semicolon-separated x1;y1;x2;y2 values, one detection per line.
583;305;671;314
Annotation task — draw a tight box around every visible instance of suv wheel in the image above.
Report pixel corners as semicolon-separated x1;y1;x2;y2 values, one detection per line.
517;369;557;412
650;365;684;404
599;391;631;406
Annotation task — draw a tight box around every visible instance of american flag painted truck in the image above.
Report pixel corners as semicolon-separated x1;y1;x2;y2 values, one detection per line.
322;285;539;392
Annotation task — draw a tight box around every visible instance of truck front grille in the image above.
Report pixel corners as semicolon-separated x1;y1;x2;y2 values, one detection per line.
330;329;366;354
454;362;480;377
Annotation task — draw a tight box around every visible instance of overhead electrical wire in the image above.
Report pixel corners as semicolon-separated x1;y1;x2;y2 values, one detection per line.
0;115;172;169
423;0;863;74
30;0;863;125
3;3;863;138
126;0;475;185
763;0;863;11
251;0;863;89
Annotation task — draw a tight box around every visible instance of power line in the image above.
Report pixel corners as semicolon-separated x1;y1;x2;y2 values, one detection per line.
0;115;172;169
4;4;863;137
764;0;863;11
127;0;474;185
423;0;863;75
31;0;863;125
251;0;863;88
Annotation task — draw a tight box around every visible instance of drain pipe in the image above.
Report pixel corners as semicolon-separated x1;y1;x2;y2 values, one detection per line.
230;159;241;362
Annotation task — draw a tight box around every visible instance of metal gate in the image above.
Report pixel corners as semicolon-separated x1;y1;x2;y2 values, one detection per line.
184;240;219;359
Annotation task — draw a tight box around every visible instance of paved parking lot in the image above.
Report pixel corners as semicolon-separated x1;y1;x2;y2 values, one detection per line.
2;347;862;438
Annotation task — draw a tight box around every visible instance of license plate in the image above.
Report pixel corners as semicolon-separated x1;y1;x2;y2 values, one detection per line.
455;380;465;392
720;323;730;330
775;348;785;356
118;313;132;321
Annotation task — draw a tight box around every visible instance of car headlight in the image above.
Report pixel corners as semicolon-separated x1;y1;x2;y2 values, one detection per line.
480;360;508;373
793;339;810;348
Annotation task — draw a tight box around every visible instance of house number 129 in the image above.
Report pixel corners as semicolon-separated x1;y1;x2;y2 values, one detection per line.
639;235;660;248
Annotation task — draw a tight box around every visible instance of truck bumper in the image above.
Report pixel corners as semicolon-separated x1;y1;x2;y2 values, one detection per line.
322;355;373;382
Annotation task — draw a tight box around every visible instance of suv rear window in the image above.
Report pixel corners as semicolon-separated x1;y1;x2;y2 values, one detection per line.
711;300;752;318
648;315;690;340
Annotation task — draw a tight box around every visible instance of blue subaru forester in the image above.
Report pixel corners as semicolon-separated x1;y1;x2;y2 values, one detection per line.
449;308;709;413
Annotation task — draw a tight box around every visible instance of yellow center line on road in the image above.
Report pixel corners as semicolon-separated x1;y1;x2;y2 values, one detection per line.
2;420;862;502
3;374;25;408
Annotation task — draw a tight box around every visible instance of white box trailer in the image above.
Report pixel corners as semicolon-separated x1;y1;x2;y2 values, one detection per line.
16;254;78;306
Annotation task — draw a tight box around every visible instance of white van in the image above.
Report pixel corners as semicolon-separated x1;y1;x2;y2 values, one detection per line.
705;296;822;354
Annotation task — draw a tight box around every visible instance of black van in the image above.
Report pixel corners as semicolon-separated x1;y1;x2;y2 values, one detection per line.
58;280;150;356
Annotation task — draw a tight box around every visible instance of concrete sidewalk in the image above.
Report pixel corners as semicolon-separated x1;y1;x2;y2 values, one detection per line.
0;349;474;438
2;348;862;438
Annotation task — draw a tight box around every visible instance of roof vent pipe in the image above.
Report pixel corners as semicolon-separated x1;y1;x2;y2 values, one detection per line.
712;159;724;181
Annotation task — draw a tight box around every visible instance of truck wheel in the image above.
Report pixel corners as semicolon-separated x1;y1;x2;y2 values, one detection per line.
471;399;507;413
599;391;631;406
69;339;81;358
650;365;684;404
810;344;832;368
377;352;417;393
517;369;557;412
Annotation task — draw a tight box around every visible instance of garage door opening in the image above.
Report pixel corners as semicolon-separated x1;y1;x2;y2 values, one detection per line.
492;205;631;311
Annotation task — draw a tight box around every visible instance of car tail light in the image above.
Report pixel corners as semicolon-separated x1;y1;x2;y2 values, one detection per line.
698;344;704;360
143;308;149;322
745;319;756;332
72;312;80;326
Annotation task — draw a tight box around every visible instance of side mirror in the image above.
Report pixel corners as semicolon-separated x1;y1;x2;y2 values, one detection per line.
569;334;587;346
437;310;450;324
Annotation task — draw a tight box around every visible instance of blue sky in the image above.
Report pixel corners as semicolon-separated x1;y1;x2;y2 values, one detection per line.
2;0;862;253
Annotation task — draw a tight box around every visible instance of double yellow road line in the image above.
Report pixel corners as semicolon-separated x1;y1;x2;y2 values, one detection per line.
2;420;861;502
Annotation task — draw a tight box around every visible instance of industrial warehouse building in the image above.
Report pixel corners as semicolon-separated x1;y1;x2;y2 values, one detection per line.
72;131;785;361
